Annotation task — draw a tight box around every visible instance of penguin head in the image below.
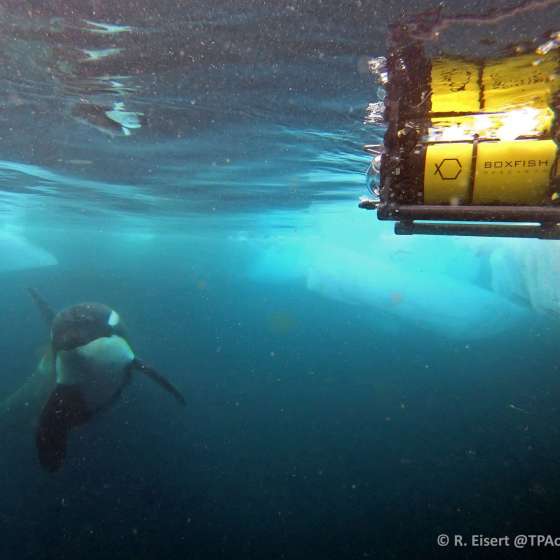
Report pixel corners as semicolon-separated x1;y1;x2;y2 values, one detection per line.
51;303;125;352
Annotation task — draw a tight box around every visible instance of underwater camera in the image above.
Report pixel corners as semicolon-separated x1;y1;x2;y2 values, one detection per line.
361;18;560;239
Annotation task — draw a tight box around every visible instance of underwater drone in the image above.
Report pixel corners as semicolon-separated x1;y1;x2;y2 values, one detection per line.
361;16;560;239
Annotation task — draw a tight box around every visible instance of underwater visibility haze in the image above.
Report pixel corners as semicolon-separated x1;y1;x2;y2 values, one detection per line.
2;1;560;558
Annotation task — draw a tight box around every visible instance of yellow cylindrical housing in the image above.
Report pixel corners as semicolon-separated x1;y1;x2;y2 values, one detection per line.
423;139;557;205
420;51;559;205
380;41;560;208
424;142;473;204
430;57;480;114
473;140;558;204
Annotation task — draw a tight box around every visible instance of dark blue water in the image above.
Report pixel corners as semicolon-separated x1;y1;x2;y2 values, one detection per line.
2;2;560;559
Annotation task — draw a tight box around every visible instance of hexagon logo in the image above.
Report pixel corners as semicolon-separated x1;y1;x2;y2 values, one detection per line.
434;158;462;180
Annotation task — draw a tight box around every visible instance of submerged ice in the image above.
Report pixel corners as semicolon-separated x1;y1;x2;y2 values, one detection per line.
244;206;560;340
0;231;57;273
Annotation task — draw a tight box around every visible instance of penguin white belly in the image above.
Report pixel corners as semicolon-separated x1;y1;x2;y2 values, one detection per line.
56;335;135;410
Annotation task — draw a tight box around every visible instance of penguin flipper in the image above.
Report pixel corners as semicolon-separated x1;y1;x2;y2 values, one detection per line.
36;384;92;472
131;358;186;406
28;288;56;326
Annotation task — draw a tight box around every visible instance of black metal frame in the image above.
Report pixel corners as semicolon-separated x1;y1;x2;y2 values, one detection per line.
375;203;560;239
394;221;560;239
377;204;560;223
359;198;560;238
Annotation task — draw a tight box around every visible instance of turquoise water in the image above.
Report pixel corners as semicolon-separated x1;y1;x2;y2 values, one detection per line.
1;2;560;559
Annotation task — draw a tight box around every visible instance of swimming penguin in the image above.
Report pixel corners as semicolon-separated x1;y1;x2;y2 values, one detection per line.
28;288;185;472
